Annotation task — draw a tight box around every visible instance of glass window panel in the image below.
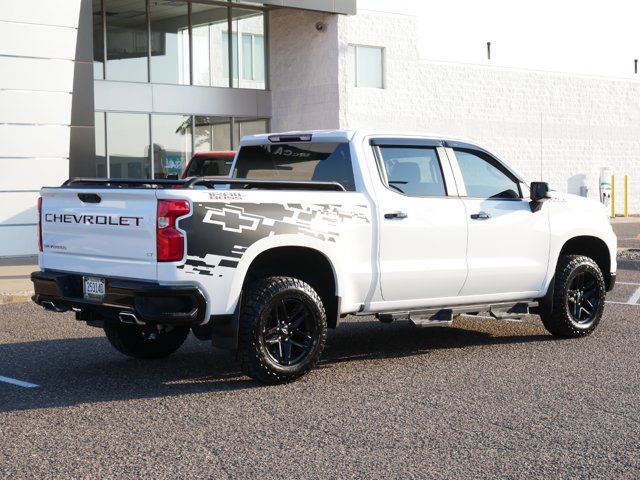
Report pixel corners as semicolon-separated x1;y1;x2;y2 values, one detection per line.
357;45;383;88
105;0;148;82
379;147;447;196
107;113;150;178
93;0;104;79
254;34;265;81
95;112;106;176
194;116;232;152
151;114;192;178
233;118;268;149
455;150;521;199
149;0;189;85
242;34;253;80
231;8;264;89
221;32;238;80
234;143;356;191
191;3;229;87
347;45;356;86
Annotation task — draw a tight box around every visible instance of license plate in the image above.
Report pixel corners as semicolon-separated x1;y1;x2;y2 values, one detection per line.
83;276;105;301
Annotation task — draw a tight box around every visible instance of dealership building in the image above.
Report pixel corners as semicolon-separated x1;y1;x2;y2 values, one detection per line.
1;0;639;257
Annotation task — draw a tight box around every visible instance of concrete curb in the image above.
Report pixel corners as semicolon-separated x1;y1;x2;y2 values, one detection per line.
0;291;33;305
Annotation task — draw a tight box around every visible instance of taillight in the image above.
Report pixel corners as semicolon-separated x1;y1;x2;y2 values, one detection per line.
157;199;190;262
37;196;43;252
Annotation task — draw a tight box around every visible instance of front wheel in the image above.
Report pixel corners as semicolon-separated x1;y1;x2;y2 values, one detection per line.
540;255;606;338
238;277;328;384
104;322;190;359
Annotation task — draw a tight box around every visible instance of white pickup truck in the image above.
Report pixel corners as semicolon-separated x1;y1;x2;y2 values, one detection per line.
33;130;617;383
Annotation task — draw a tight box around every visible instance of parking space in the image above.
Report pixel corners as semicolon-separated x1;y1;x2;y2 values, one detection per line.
1;264;639;478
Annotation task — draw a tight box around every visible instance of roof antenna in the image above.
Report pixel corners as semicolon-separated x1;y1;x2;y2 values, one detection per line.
487;42;491;60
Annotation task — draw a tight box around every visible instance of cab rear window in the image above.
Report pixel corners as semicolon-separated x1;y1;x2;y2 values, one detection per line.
233;143;356;191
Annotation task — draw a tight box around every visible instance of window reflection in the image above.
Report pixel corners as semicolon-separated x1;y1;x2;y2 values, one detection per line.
149;0;190;85
95;112;106;176
105;0;148;82
195;116;232;152
231;8;265;89
233;118;268;149
151;114;192;178
191;3;229;87
107;113;150;178
93;0;104;79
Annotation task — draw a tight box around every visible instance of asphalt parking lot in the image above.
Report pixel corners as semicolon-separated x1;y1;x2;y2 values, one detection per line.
1;263;639;479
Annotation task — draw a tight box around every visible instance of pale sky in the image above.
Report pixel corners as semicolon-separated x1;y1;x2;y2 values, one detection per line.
360;0;640;79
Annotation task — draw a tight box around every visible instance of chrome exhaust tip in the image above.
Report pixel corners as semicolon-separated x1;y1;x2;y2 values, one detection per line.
118;311;145;326
41;301;66;313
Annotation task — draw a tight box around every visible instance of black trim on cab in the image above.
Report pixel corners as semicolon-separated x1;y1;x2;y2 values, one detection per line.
31;270;207;326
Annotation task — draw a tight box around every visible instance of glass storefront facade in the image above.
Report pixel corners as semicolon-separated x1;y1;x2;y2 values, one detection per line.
92;0;270;178
93;0;266;89
95;112;268;178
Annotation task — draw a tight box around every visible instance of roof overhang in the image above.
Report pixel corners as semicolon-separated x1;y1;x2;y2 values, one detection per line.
263;0;356;15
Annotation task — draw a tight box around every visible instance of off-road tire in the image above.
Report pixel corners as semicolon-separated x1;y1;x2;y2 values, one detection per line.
540;255;606;338
238;276;328;384
104;323;190;359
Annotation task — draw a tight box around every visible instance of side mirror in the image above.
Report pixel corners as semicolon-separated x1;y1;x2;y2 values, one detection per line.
530;182;550;202
165;173;179;180
529;181;550;212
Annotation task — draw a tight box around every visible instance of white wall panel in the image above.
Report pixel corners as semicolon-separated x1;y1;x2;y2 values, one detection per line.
0;225;38;257
0;21;77;59
0;191;39;224
0;91;72;124
0;0;81;28
0;57;74;92
0;125;70;158
0;158;69;191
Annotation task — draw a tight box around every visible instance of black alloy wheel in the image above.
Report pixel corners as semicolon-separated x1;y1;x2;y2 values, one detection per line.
238;276;328;383
540;254;606;338
566;271;600;324
262;298;316;367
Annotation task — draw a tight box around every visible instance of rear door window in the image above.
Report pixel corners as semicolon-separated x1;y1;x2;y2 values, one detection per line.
378;146;447;196
233;143;356;191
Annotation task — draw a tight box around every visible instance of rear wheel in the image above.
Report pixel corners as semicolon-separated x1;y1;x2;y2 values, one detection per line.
238;276;327;384
540;255;606;338
104;322;190;359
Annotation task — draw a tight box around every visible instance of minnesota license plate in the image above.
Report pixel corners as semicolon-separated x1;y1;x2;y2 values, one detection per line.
83;276;105;301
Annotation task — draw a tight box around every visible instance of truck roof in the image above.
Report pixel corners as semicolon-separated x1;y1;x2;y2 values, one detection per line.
239;129;528;183
239;129;477;146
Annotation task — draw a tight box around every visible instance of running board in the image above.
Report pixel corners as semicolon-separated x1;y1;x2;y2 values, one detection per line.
375;301;538;327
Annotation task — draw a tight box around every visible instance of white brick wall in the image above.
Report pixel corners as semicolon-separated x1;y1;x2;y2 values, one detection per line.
338;11;640;215
269;9;341;132
259;8;640;215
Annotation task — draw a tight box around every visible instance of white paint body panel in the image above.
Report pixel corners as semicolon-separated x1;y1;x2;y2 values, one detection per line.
39;189;159;281
36;130;617;322
459;198;550;298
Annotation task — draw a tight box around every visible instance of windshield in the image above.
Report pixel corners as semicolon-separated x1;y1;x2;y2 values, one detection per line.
184;156;233;178
233;142;355;191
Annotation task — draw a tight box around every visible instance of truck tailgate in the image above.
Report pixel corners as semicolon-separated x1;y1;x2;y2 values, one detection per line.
40;188;158;280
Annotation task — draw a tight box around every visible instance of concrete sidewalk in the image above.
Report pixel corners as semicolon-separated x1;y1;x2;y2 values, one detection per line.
1;217;638;305
0;256;37;305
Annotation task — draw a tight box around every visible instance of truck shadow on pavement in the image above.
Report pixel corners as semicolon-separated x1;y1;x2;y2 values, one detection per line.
0;317;552;413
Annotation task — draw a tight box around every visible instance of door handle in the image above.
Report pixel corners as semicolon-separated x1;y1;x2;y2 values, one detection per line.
470;211;491;220
384;211;408;220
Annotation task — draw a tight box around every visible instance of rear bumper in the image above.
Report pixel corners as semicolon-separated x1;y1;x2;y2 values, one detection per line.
31;270;207;326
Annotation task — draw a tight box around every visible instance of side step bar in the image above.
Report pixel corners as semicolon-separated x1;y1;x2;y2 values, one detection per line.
375;301;538;327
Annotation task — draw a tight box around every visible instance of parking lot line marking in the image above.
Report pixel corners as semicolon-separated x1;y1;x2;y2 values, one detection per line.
0;375;39;388
627;286;640;305
616;282;640;286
